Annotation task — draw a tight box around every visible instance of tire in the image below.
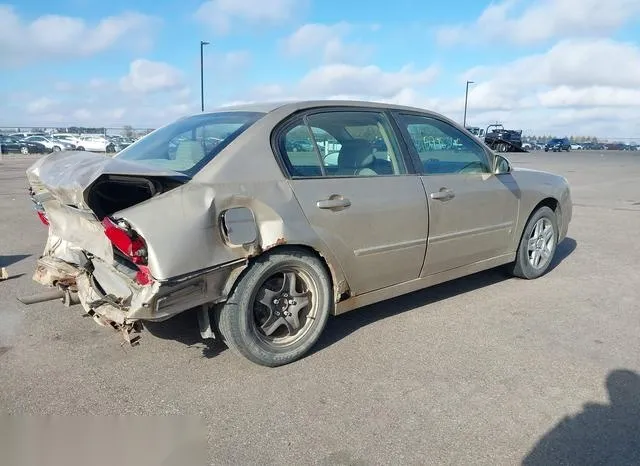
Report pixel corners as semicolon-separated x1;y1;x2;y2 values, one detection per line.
216;248;332;366
509;206;558;279
20;146;29;155
77;146;85;151
53;146;61;152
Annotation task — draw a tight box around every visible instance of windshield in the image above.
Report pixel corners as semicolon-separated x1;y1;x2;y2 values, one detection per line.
114;111;265;175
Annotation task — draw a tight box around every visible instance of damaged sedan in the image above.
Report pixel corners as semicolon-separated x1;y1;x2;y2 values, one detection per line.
24;100;572;366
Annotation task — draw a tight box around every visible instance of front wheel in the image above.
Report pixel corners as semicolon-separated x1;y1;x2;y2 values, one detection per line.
20;146;29;155
77;146;85;151
53;146;61;152
217;248;332;366
509;206;558;279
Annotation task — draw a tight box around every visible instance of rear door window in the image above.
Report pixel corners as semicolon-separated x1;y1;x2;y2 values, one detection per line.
278;110;408;178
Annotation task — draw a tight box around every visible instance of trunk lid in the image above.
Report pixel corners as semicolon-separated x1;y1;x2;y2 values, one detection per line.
27;151;189;209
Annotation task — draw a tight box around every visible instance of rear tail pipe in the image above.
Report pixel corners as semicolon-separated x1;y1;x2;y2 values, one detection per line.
18;288;79;306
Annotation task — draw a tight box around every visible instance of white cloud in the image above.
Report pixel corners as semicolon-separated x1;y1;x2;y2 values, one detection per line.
297;63;439;98
536;86;640;108
463;39;640;114
27;97;57;114
120;59;184;94
195;0;304;34
205;50;251;73
282;22;372;64
0;6;160;67
437;0;640;45
452;38;640;136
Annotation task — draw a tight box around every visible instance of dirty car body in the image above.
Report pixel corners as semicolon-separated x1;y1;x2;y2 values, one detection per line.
26;100;572;365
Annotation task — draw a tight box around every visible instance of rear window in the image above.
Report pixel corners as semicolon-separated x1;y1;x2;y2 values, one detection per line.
114;111;265;175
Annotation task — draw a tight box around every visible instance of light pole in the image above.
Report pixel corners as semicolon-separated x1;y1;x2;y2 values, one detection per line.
200;40;210;112
463;80;474;128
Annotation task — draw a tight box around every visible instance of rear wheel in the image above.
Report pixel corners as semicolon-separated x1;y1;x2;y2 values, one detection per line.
217;248;332;366
20;146;29;155
509;206;558;279
53;146;61;152
77;146;85;151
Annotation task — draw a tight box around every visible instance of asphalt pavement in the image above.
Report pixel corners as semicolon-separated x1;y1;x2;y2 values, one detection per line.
1;150;639;465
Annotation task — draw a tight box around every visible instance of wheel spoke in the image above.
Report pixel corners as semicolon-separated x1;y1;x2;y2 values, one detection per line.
279;272;297;296
260;312;284;336
543;226;554;242
528;237;537;250
530;250;539;267
541;247;552;261
256;287;277;308
285;292;311;332
533;221;542;238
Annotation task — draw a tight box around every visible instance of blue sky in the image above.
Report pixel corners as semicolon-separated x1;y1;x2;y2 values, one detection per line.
2;0;640;137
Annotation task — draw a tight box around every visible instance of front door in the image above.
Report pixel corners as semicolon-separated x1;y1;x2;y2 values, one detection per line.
279;109;429;296
394;113;520;276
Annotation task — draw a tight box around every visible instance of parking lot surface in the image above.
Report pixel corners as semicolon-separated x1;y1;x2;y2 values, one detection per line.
1;151;639;465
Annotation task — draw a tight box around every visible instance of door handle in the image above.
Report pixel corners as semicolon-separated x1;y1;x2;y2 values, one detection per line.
429;188;455;201
317;196;351;210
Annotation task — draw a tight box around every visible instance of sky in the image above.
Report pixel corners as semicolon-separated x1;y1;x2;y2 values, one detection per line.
1;0;640;137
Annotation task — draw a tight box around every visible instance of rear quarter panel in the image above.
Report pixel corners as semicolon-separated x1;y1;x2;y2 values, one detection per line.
116;115;349;299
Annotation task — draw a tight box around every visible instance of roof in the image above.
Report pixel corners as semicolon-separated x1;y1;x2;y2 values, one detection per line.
207;99;438;116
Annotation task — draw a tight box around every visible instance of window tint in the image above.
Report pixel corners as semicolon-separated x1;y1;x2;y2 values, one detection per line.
398;114;490;175
280;110;407;178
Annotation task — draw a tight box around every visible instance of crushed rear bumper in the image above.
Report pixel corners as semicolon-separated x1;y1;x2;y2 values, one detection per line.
33;250;246;327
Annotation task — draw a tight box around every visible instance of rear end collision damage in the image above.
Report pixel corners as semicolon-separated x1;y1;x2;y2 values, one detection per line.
22;153;274;341
23;144;336;351
21;101;572;367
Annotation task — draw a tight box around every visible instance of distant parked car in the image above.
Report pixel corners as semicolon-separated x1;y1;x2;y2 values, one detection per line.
77;135;114;152
0;135;50;154
22;136;75;152
544;138;571;152
52;134;84;149
570;144;583;150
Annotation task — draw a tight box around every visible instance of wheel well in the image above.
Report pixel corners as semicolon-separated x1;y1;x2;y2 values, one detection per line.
225;244;344;305
527;197;562;232
535;197;558;214
260;244;339;296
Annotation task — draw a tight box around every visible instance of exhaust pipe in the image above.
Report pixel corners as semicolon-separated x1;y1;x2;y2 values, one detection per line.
17;289;65;305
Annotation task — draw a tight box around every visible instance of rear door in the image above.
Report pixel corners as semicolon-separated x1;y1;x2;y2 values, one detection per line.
393;112;520;276
277;108;429;296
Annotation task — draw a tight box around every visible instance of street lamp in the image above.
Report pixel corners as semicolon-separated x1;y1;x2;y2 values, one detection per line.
200;40;210;112
463;80;474;128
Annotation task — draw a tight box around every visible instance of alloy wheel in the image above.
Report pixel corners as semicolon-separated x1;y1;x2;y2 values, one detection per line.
251;267;317;348
527;218;555;269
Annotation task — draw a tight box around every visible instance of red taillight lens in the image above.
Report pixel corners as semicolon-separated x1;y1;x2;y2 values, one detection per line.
101;217;147;265
36;210;49;226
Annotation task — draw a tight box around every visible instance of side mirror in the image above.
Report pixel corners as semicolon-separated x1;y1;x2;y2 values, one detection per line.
494;154;512;174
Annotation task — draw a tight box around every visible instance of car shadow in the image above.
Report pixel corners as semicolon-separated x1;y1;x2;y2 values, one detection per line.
312;237;577;355
547;237;577;272
0;254;31;268
143;237;576;360
144;310;227;359
522;369;640;465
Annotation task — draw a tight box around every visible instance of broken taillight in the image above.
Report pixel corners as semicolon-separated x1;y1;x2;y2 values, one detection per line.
29;187;49;226
102;217;147;265
36;210;49;226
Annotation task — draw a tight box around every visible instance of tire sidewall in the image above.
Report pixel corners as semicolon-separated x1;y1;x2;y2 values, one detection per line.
516;206;558;279
223;250;332;366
